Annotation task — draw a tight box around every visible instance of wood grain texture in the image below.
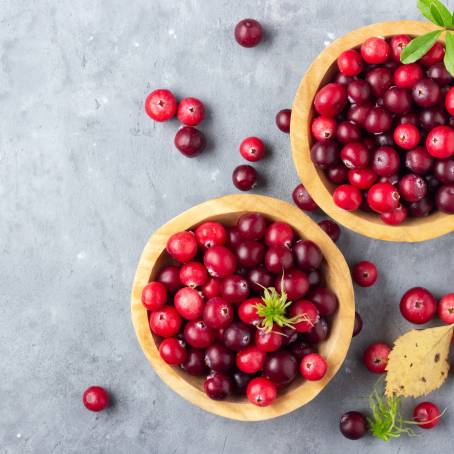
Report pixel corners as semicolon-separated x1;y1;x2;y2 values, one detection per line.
131;194;355;421
291;21;454;242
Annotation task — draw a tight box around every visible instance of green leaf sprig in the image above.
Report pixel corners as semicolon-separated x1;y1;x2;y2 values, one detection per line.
402;0;454;76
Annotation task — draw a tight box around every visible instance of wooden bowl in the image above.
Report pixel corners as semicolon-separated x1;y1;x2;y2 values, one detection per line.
131;194;355;421
291;21;454;242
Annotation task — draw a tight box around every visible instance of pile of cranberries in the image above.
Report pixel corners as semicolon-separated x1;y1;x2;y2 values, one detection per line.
141;212;341;406
310;35;454;223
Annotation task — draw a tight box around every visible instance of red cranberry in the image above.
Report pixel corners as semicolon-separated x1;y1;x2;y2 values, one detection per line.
289;300;319;333
390;34;411;62
247;377;277;407
348;168;377;190
394;124;421;150
247;266;274;292
412;78;440;107
427;61;452;85
264;350;298;385
413;402;442;429
311;140;340;169
275;108;292;133
420;107;447;130
314;83;347;117
347;104;372;127
177;97;205;126
221;274;250;303
340;142;370;169
353;312;363;336
201;277;222;299
195;221;226;249
240;136;266;162
293;240;323;271
426;126;454;158
203;297;234;329
436;184;454;213
235;240;264;268
398;174;428;202
265;222;294;248
405;147;433;175
149;306;182;338
364;107;392;134
204;245;237;278
361;37;390;64
394;63;423;88
226;226;243;249
159;338;187;365
179;262;208;288
309;287;339;317
174;287;204;320
352;261;378;287
276;268;310;300
336;121;362;143
408;196;434;217
265;245;294;274
238;297;262;325
184;320;215;348
205;343;235;372
363;342;391;373
144;89;177;122
288;339;315;360
204;372;233;400
83;386;109;412
236;345;266;373
367;182;400;213
234;19;263;47
333;184;362;211
445;86;454;115
326;164;349;184
304;317;329;343
292;183;318;211
380;204;408;225
232;164;257;191
339;411;368;440
174;126;206;157
157;265;183;293
383;86;412;114
338;49;364;76
419;41;445;66
223;322;252;351
347;80;371;105
166;231;197;263
255;326;283;352
237;213;267;240
400;287;437;324
300;353;328;380
318;220;341;242
141;281;167;311
311;116;337;141
433;158;454;184
181;348;208;376
438;293;454;324
365;67;392;97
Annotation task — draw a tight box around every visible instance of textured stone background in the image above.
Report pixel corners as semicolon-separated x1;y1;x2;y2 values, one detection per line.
1;1;453;453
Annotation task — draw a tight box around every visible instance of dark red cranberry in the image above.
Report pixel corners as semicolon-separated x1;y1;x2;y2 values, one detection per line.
288;339;315;360
340;142;370;169
223;322;252;351
347;80;371;105
405;147;433;175
307;269;323;287
412;78;440;107
427;61;452;85
364;107;392;134
83;386;109;412
304;317;329;343
397;111;419;126
353;312;363;336
157;265;183;293
232;165;257;191
326;164;349;184
309;286;339;317
226;226;243;249
335;73;355;85
336;121;362;143
280;326;299;346
237;213;267;240
318;220;341;242
203;297;234;329
293;240;323;271
434;158;454;184
311;116;337;141
263;350;298;386
352;261;378;287
265;245;294;274
184;320;215;348
174;127;206;157
275;268;310;300
221;275;250;303
292;183;318;211
347;104;372;127
394;63;424;88
204;372;233;400
383;86;412;114
205;343;235;372
247;266;274;292
314;83;347;117
426;173;442;192
340;411;368;440
436;184;454;213
234;19;263;47
177;97;205;126
375;132;394;147
232;370;253;394
181;348;208;376
420;108;447;130
420;41;445;66
235;240;265;268
204;245;237;278
365;67;392;97
275;109;292;133
398;174;428;202
310;140;340;169
371;146;400;177
408;196;434;217
144;89;177;122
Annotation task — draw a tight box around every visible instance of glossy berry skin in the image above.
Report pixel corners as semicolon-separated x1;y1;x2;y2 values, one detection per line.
405;147;433;175
239;137;265;162
184;320;215;348
390;34;411;62
264;245;294;274
157;265;183;294
309;287;339;317
195;221;226;249
337;49;364;76
177;97;205;126
394;63;423;88
300;353;328;381
339;411;368;440
204;246;237;278
352;261;378;287
413;402;442;429
247;266;274;293
367;182;400;214
232;370;253;394
264;350;298;385
364;107;392;134
292;184;318;211
311;140;340;169
83;386;109;412
203;297;234;329
419;107;447;131
311;116;337;141
237;213;267;240
179;262;208;288
437;294;454;324
166;231;197;263
353;312;363;337
314;83;347;117
426;126;454;158
411;78;440;108
304;317;329;344
236;240;265;268
144;89;177;122
420;41;445;66
363;342;391;374
348;168;377;190
201;277;222;299
234;19;263;48
318;220;341;242
174;127;206;158
265;222;294;248
383;86;412;115
400;287;437;324
427;62;452;85
289;300;319;333
205;343;235;372
433;158;454;184
204;372;233;400
159;338;187;365
445;86;454;115
293;240;323;271
275;109;292;133
174;287;205;320
223;322;252;351
236;345;266;373
238;297;262;325
365;68;392;97
340;142;370;169
408;196;434;217
221;275;250;303
255;326;283;352
436;184;454;213
380;204;408;225
288;340;315;360
327;164;349;184
393;124;420;150
372;147;400;177
336;120;362;143
141;281;167;311
275;269;310;301
181;349;208;376
398;174;428;202
149;306;182;338
361;37;390;64
232;165;258;191
333;184;362;211
247;377;277;407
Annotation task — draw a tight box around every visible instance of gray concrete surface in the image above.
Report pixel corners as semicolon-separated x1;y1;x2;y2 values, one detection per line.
1;0;453;453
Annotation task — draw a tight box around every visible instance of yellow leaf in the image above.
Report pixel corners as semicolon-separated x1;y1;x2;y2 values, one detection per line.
385;325;453;398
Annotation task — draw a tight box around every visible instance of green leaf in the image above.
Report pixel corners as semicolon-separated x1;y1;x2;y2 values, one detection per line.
431;0;453;26
430;4;445;26
400;30;442;63
444;32;454;77
418;0;437;23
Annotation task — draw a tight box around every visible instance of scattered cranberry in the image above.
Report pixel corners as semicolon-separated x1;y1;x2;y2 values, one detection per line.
141;281;167;311
83;386;109;412
318;220;341;242
149;306;182;338
300;353;328;380
333;184;362;211
352;261;377;287
247;377;277;407
413;402;442;429
177;97;205;126
363;342;391;374
159;338;187;365
400;287;437;324
438;293;454;324
234;19;263;48
353;312;363;337
239;137;266;162
339;411;368;440
232;164;258;191
275;109;292;133
144;89;177;122
174;126;206;157
292;183;318;211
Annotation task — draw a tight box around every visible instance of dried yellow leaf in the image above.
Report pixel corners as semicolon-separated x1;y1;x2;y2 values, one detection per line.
385;325;453;398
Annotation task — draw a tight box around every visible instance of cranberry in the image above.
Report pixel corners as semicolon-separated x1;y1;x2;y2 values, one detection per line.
204;343;234;373
427;61;452;85
383;86;412;114
280;326;299;345
179;262;208;288
247;377;277;407
275;108;292;133
82;386;109;412
426;126;454;158
304;317;329;343
203;297;234;329
335;73;354;85
412;78;440;107
255;326;283;352
195;221;226;249
221;275;250;303
347;80;371;105
336;121;362;144
353;312;363;336
445;86;454;115
309;287;339;317
288;339;315;360
367;182;400;213
247;266;274;292
174;287;204;320
426;173;442;192
238;297;262;325
289;300;319;333
234;18;263;47
144;89;177;122
167;231;198;263
338;49;364;76
364;107;392;134
434;158;454;184
390;34;411;62
393;124;421;150
405;147;433;175
265;222;293;249
184;320;215;348
292;183;318;211
318;219;341;242
232;164;257;190
235;240;265;268
181;348;207;376
236;345;266;373
436;184;454;213
398;174;428;202
314;83;347;117
223;322;252;351
375;131;395;147
347;104;372;127
239;136;266;162
352;261;377;287
394;63;423;88
348;168;377;190
363;342;391;373
201;277;222;299
159;338;187;365
300;353;328;380
413;402;442;429
408;196;434;217
293;240;323;271
157;265;183;293
177;97;205;126
380;204;408;225
333;184;362;211
365;68;392;97
149;306;182;338
398;111;420;126
438;293;454;324
174;126;206;158
141;281;167;311
237;213;267;240
310;140;340;169
226;226;243;249
339;411;368;440
276;269;310;300
264;350;298;385
204;245;237;278
400;287;437;324
311;116;337;141
204;372;233;400
232;370;253;394
326;164;349;184
361;37;390;64
419;41;445;66
340;142;370;169
420;107;447;130
265;245;294;274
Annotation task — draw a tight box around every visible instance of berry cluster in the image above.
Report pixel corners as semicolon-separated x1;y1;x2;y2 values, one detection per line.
142;212;339;406
310;35;454;223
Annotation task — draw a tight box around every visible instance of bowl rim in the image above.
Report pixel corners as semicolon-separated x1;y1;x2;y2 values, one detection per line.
131;194;355;421
291;20;454;242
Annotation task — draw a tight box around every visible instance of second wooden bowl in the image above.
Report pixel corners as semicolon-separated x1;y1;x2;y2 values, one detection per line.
131;194;355;421
291;21;454;242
